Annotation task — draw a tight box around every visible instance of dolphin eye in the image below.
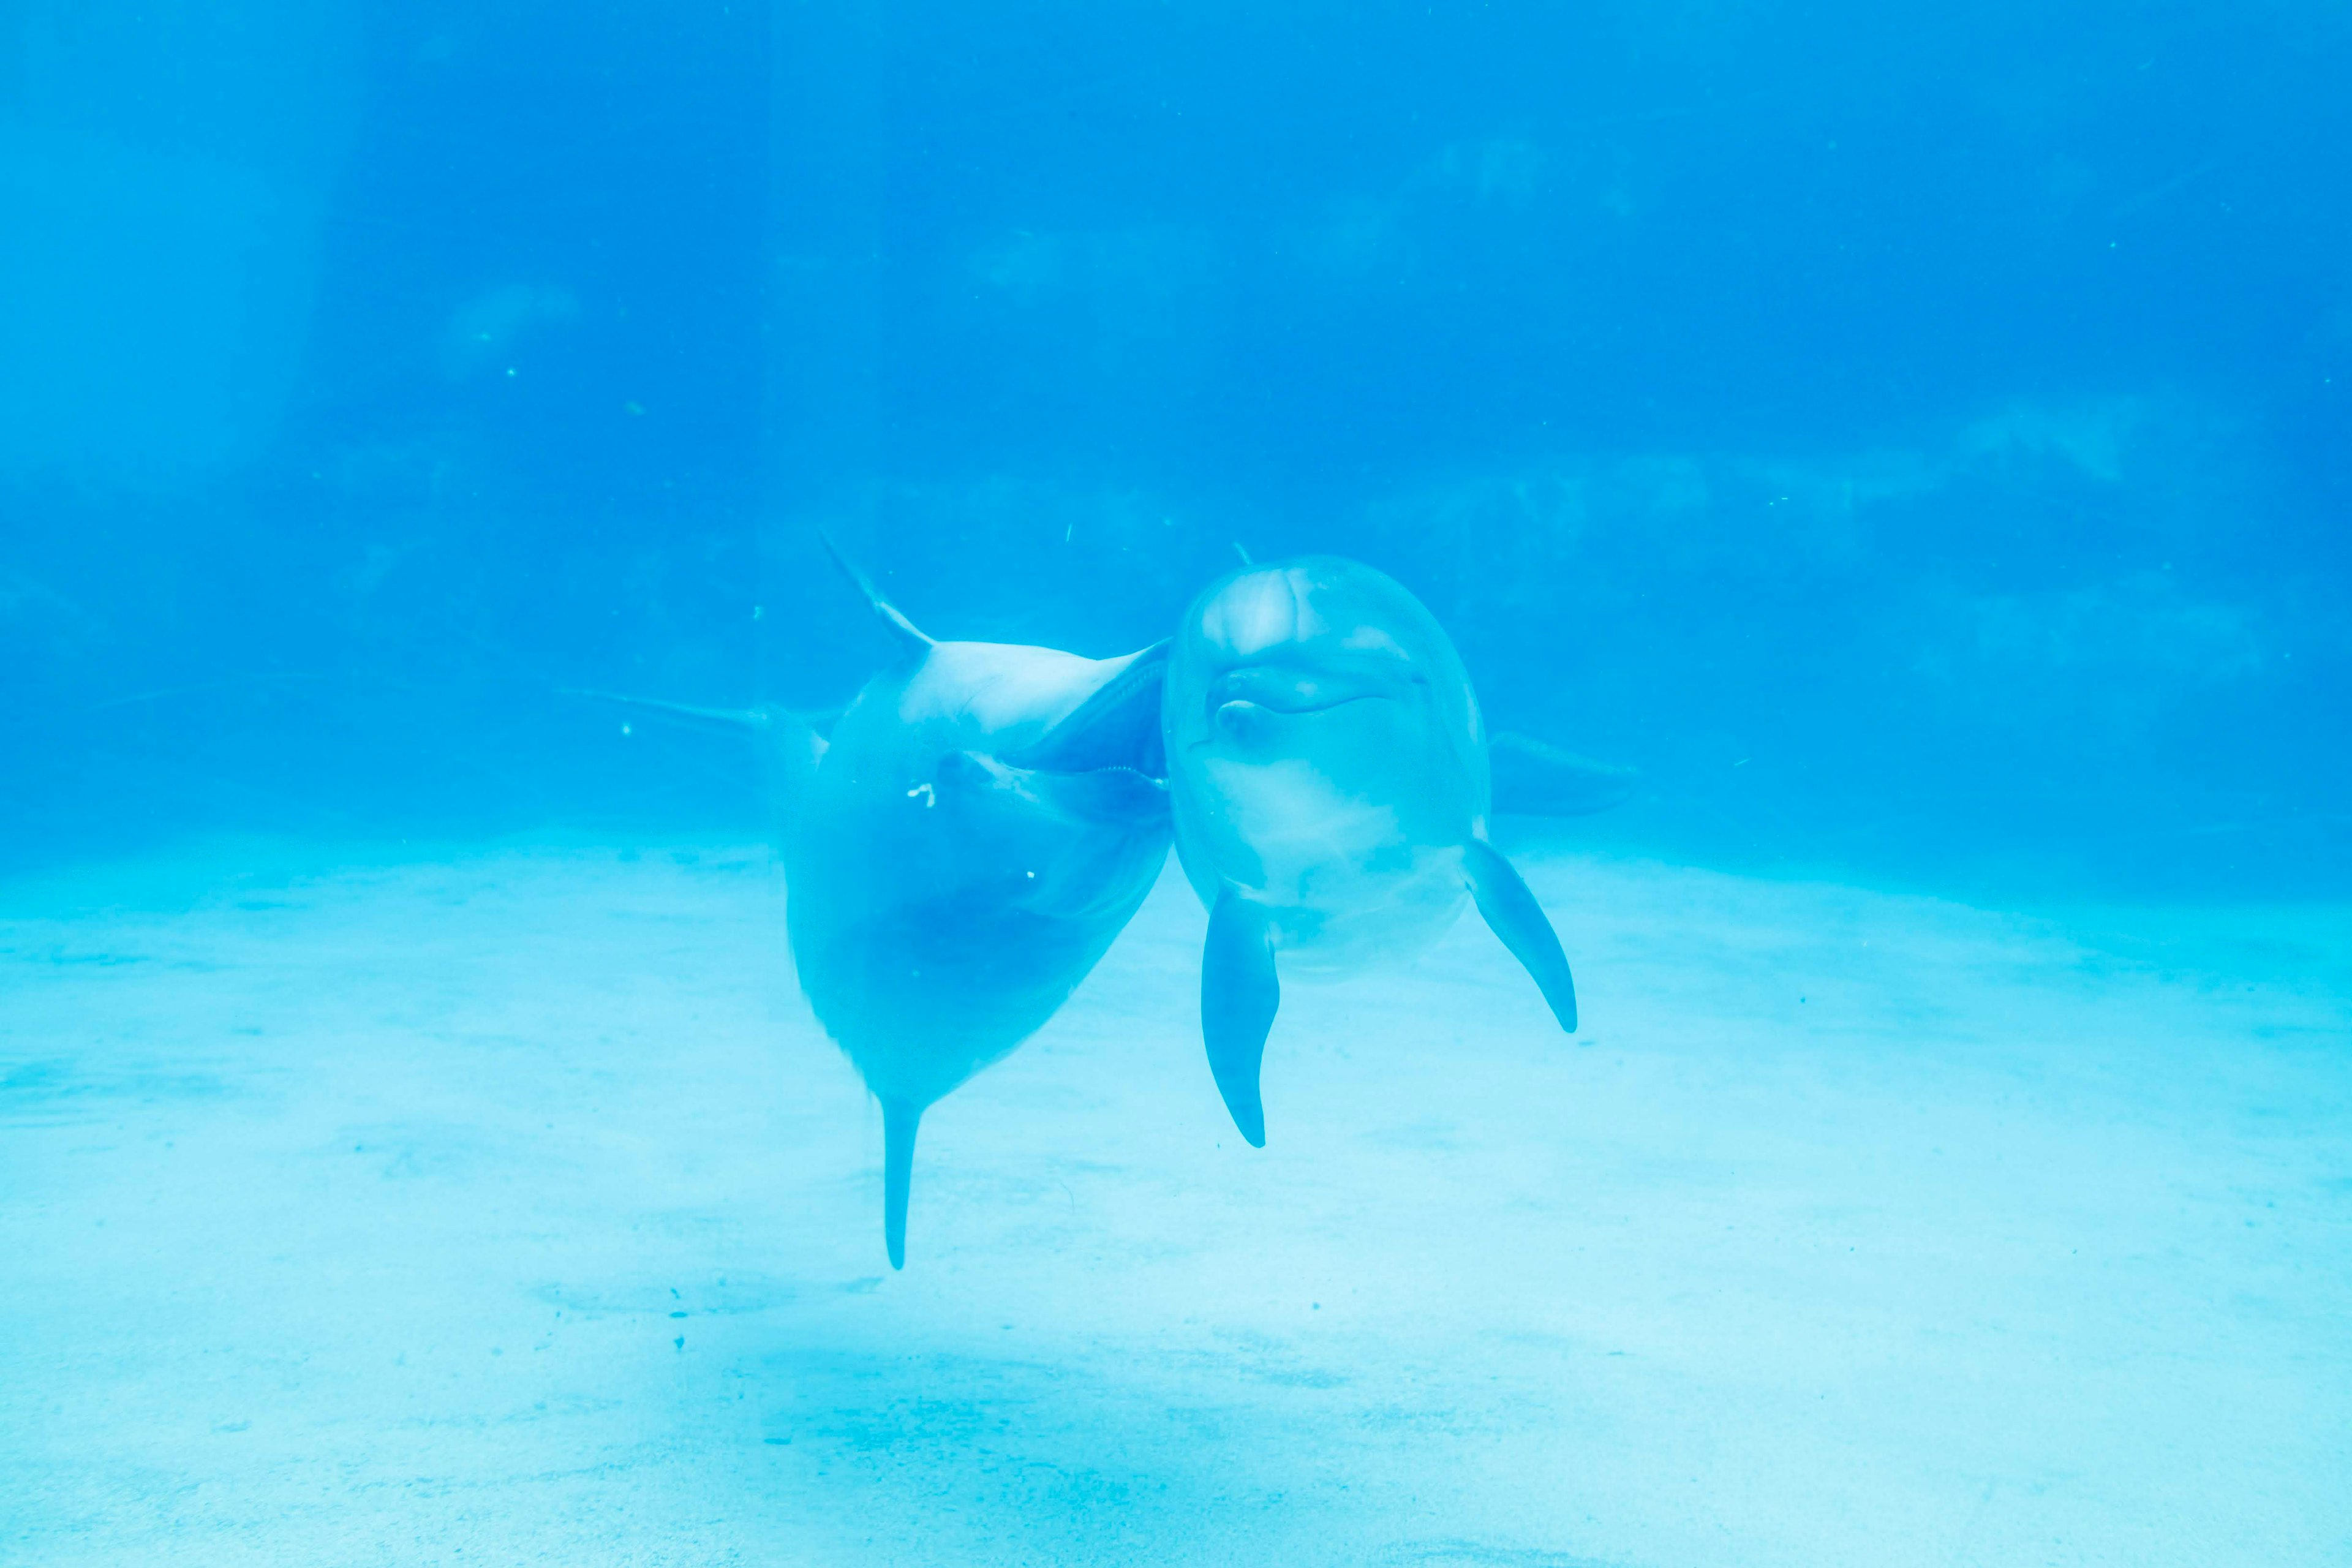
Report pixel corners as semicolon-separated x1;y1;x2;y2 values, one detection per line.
1212;700;1275;746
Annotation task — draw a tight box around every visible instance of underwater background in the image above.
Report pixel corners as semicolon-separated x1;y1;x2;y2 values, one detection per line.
7;0;2348;897
5;3;2350;1564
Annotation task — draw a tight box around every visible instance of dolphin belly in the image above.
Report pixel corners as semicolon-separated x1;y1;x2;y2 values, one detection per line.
792;897;1142;1107
1185;753;1468;979
789;718;1170;1107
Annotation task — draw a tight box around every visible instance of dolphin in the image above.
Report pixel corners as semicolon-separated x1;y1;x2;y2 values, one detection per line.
583;546;1172;1267
1161;554;1583;1147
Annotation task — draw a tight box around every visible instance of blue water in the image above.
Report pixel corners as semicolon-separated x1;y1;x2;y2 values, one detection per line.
4;4;2348;1563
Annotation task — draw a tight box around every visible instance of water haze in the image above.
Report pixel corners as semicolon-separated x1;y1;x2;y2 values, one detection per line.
4;3;2348;1564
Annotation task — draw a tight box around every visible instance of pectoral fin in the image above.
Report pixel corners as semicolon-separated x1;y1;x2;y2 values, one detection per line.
881;1097;922;1270
1202;890;1278;1148
1463;839;1578;1033
565;689;825;849
1488;731;1638;817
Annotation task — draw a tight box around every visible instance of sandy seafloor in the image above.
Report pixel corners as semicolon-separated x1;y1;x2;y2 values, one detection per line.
2;838;2348;1568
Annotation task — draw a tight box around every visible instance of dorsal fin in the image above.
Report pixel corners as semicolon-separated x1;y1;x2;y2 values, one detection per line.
564;688;827;841
821;533;933;655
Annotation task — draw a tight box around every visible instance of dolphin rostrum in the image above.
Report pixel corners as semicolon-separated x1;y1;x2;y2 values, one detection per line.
585;545;1172;1267
1161;554;1583;1147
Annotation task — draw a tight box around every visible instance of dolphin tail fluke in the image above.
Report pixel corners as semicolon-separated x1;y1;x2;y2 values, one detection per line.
1464;839;1578;1033
1202;891;1279;1147
881;1097;923;1270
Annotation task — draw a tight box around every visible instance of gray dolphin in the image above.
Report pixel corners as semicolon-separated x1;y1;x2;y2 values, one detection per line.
584;549;1171;1267
1161;554;1583;1147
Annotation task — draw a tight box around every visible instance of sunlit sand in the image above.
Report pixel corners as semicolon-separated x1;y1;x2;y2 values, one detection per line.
5;842;2346;1566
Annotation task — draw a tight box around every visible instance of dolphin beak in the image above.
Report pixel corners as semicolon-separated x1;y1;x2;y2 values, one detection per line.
1005;646;1168;779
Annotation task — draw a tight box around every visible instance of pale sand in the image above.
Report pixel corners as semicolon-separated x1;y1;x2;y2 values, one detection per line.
2;843;2347;1566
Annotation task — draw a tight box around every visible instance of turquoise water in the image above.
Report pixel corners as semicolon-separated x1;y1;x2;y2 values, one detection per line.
4;4;2348;1562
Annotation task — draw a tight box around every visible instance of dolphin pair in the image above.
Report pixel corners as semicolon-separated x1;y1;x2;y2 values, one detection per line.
591;548;1623;1264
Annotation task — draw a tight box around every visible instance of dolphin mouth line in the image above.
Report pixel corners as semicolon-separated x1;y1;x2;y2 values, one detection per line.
1214;693;1394;719
1189;693;1395;756
1032;758;1169;786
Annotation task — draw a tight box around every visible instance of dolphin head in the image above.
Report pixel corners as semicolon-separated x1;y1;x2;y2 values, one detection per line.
1167;557;1487;827
916;638;1172;919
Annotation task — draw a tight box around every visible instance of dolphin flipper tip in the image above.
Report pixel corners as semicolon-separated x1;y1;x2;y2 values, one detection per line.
1203;891;1279;1147
1213;1056;1269;1148
1463;839;1578;1034
881;1098;922;1270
